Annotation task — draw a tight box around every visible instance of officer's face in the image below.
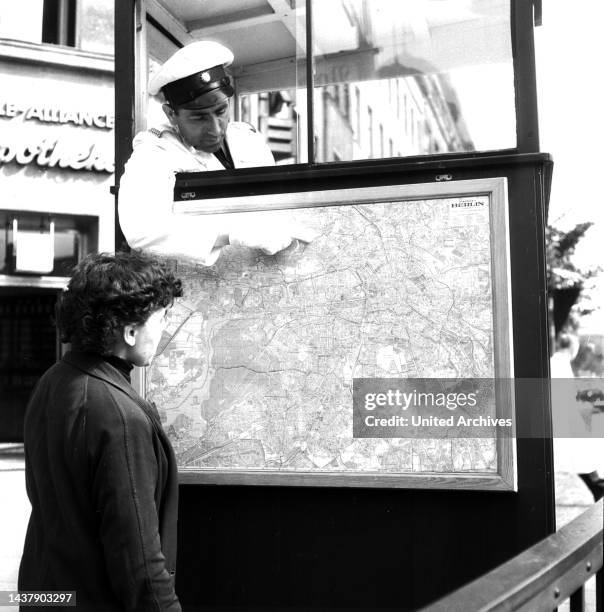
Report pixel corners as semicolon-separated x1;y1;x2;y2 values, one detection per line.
164;90;231;153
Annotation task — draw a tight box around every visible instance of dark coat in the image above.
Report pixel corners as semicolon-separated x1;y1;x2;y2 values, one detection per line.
18;351;181;612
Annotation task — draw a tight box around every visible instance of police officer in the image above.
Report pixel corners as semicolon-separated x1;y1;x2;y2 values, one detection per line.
119;41;311;265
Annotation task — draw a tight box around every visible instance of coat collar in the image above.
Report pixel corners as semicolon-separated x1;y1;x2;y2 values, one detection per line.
61;351;160;426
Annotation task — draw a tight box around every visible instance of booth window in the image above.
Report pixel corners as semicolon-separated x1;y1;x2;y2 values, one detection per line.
144;0;517;167
0;0;113;54
310;0;516;161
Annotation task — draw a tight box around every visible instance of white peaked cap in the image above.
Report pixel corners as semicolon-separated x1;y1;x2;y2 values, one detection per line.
148;41;234;96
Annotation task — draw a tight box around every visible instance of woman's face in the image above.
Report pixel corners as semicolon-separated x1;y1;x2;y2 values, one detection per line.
126;307;169;367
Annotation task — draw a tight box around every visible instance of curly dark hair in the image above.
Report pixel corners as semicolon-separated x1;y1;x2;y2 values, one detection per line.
56;251;183;355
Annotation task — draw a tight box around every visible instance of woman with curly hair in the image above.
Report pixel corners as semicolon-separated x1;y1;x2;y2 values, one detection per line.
18;251;183;611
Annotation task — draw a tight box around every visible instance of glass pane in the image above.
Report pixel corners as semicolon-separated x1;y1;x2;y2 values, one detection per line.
77;0;114;54
0;291;58;441
237;90;303;165
53;229;79;276
0;1;44;43
311;0;516;161
144;0;308;166
0;213;85;277
145;26;181;130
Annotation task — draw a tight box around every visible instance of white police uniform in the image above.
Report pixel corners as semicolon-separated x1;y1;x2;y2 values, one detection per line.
118;41;281;266
118;119;275;265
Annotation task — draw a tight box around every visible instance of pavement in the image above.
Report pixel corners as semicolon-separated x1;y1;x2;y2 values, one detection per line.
0;444;597;611
0;445;30;612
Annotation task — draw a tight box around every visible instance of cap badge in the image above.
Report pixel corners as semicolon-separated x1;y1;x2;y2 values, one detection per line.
200;71;211;83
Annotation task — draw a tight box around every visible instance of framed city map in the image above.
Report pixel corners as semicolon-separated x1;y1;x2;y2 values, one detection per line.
145;177;516;490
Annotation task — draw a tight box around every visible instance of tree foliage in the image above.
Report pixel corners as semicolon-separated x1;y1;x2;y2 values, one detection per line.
547;222;596;289
546;222;600;331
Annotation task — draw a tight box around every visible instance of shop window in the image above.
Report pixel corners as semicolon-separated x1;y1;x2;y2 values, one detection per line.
42;0;77;46
0;212;96;278
0;1;45;43
76;0;113;54
0;0;113;54
0;289;60;442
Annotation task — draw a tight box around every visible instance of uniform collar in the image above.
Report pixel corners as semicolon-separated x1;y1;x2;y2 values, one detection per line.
147;120;233;149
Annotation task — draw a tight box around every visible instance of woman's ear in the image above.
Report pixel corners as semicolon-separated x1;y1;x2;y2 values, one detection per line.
123;324;137;348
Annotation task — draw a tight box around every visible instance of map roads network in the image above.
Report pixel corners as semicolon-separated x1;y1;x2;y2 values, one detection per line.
147;196;498;477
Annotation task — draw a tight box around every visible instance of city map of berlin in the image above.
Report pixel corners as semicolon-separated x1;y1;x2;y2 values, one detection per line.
146;193;505;482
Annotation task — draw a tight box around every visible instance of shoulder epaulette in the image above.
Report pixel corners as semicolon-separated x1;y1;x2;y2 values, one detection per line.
149;127;164;138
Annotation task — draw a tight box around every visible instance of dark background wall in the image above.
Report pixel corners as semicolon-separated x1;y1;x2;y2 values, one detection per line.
172;157;554;611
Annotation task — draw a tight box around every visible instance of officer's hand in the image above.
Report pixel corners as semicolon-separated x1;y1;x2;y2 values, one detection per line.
228;213;315;255
289;223;317;244
257;220;317;254
229;230;293;255
257;233;294;256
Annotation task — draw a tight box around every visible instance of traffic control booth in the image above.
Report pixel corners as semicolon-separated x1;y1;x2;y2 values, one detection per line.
114;1;553;609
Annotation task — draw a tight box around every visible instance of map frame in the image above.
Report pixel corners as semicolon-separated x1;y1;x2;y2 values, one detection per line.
143;177;515;491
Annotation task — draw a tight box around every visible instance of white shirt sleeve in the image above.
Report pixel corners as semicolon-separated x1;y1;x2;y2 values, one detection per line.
118;124;295;265
117;134;224;266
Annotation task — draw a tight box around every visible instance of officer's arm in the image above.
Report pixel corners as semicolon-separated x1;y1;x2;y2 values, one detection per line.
118;140;227;265
118;134;314;262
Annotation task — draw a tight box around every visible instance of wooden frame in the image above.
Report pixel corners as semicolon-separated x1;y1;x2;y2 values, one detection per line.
143;177;516;491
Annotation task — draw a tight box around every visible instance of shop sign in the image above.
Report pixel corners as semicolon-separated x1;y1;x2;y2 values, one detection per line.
0;102;114;173
0;102;114;130
0;136;113;173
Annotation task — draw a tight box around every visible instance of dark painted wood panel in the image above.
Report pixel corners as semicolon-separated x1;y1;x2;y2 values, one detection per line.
173;159;553;611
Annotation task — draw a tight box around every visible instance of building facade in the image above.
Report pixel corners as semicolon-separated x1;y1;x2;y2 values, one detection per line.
0;0;115;439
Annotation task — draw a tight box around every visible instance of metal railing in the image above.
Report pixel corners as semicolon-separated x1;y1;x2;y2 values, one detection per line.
422;500;603;611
